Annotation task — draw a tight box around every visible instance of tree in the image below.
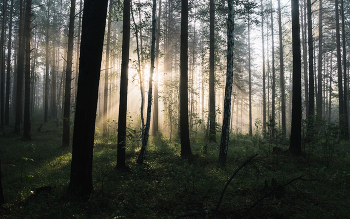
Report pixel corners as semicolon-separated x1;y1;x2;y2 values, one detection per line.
341;0;348;139
218;0;234;167
103;0;112;138
180;0;192;158
270;0;276;136
0;0;6;129
5;0;14;126
117;0;131;168
44;0;51;123
62;0;76;147
137;0;157;164
289;0;302;156
23;0;32;140
306;0;314;141
209;0;216;142
261;0;266;136
316;0;323;121
278;0;286;136
68;0;108;197
14;0;25;134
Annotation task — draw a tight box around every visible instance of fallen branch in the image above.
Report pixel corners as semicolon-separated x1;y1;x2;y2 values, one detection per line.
246;175;304;214
215;154;258;212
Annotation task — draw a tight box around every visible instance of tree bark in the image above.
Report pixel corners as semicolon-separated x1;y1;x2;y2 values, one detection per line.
218;0;234;167
14;0;24;134
341;0;348;139
0;0;6;128
103;1;112;138
307;0;314;141
316;0;322;121
209;0;216;142
270;0;276;137
117;0;131;168
278;0;286;136
68;0;108;197
62;0;76;147
290;0;302;155
180;0;192;158
23;0;32;140
261;0;266;137
5;0;14;126
248;13;252;136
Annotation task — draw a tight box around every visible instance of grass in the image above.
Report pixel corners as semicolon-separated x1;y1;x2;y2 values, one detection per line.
1;119;350;218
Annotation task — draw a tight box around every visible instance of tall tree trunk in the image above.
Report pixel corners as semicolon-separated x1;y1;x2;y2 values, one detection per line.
261;0;266;137
75;0;82;101
341;0;348;139
180;0;192;158
278;0;286;136
137;0;157;164
51;39;57;122
335;0;344;138
307;0;314;141
68;0;108;197
62;0;76;147
316;0;322;121
290;0;302;155
44;0;50;123
248;13;252;136
152;0;161;136
14;0;24;134
23;0;32;140
0;0;6;128
270;0;276;137
5;0;14;126
117;0;131;168
103;1;112;138
209;0;216;142
301;0;308;118
218;0;234;167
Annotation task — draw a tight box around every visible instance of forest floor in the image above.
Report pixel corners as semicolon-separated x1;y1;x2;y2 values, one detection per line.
1;119;350;218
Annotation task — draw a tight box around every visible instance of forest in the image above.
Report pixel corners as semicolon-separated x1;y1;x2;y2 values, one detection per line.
0;0;350;217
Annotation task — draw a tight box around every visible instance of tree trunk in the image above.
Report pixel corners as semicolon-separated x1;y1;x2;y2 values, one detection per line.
307;0;314;141
261;0;266;137
301;0;308;118
14;0;24;134
23;0;32;140
335;0;344;138
5;0;14;126
117;0;131;168
0;0;6;128
44;0;50;123
270;0;276;137
103;1;112;138
316;0;322;121
218;0;234;167
180;0;192;158
278;0;286;136
290;0;302;156
137;0;157;164
341;0;348;139
68;0;108;197
62;0;76;147
208;0;216;142
248;13;252;136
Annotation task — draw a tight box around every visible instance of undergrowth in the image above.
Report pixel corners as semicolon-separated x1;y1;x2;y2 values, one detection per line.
0;119;350;218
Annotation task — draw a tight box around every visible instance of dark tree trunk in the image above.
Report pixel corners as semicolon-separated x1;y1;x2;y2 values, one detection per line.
23;0;32;140
117;0;131;168
290;0;302;155
335;0;344;138
68;0;108;197
301;0;308;118
0;160;4;205
137;0;157;164
261;0;266;137
0;0;6;129
316;0;323;121
103;1;112;138
14;0;24;134
44;0;50;123
341;0;348;139
209;0;216;142
270;0;276;137
307;0;314;141
180;0;192;158
248;13;252;136
62;0;76;147
5;0;14;126
218;0;234;167
278;0;286;136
